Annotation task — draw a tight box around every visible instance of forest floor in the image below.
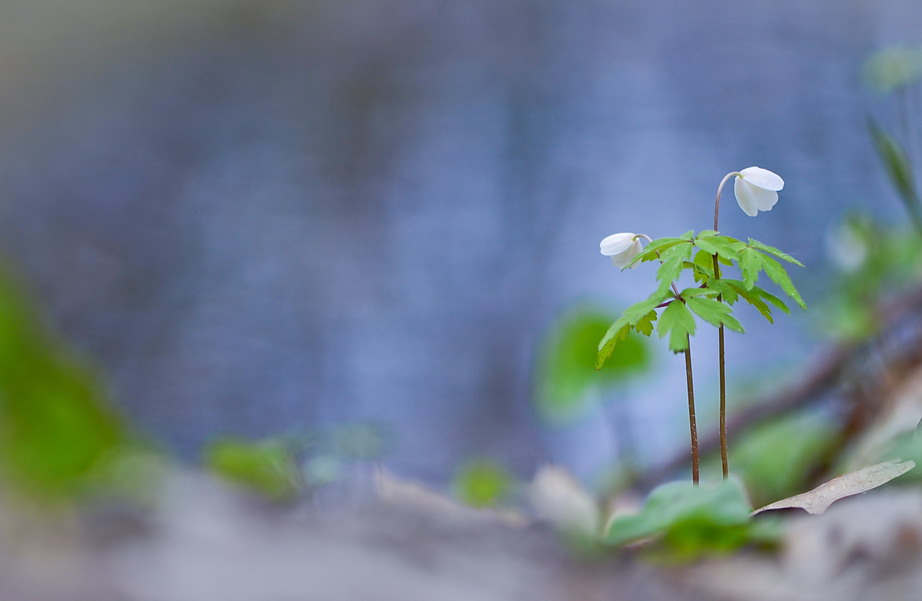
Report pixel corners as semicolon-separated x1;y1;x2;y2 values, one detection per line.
2;468;922;601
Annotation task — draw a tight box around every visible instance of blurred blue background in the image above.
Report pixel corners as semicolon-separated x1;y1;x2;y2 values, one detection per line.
0;0;917;488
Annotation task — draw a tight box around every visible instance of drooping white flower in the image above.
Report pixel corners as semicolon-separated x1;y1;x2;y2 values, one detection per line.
600;232;643;268
734;167;784;217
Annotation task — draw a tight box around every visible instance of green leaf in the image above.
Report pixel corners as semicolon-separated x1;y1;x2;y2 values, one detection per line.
604;479;753;553
685;297;745;333
869;119;922;221
760;255;806;309
738;247;763;289
753;286;790;314
723;279;775;323
696;229;718;239
596;323;631;369
539;309;651;422
206;437;301;500
453;459;513;508
725;413;837;507
657;301;696;352
0;269;130;499
695;235;743;262
679;230;695;241
623;237;685;268
748;238;804;267
679;287;718;299
635;310;657;336
693;250;715;280
655;242;693;295
597;293;669;368
705;278;739;304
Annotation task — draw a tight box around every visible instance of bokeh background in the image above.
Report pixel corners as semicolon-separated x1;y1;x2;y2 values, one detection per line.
0;0;919;494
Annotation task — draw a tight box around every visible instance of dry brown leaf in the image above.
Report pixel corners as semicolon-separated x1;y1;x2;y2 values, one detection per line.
753;460;915;516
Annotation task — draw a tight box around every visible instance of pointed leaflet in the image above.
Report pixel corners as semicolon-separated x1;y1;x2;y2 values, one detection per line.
657;301;696;352
685;297;745;333
623;237;685;268
694;235;744;262
705;278;739;305
655;242;693;296
748;238;804;267
723;279;774;323
596;324;630;370
738;247;763;289
692;250;714;281
759;254;806;309
597;292;670;368
753;286;790;314
634;310;657;336
678;287;718;299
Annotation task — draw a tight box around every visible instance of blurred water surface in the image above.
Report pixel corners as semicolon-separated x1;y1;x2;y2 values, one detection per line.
0;0;918;485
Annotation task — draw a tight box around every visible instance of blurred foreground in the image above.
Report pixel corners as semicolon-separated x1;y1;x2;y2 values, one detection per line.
2;467;922;601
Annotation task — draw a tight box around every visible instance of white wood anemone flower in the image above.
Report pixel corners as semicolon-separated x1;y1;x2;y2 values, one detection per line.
734;167;784;217
600;232;644;268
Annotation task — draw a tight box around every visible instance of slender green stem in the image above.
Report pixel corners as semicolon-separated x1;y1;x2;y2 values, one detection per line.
713;172;737;480
683;335;699;485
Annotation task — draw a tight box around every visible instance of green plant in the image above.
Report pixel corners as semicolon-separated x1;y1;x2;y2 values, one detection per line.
597;168;806;484
604;478;776;558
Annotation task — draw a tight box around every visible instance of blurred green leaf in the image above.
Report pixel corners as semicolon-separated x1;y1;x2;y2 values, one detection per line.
0;266;129;499
820;214;922;340
604;478;765;557
869;119;922;230
724;413;837;507
453;458;513;508
540;307;651;422
205;437;301;500
872;432;922;484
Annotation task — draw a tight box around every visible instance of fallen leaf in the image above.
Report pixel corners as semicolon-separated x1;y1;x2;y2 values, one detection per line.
752;460;915;515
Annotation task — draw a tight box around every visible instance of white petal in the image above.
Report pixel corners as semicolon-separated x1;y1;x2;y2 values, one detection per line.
600;232;635;256
612;239;643;268
735;177;778;216
739;166;784;191
734;177;759;216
